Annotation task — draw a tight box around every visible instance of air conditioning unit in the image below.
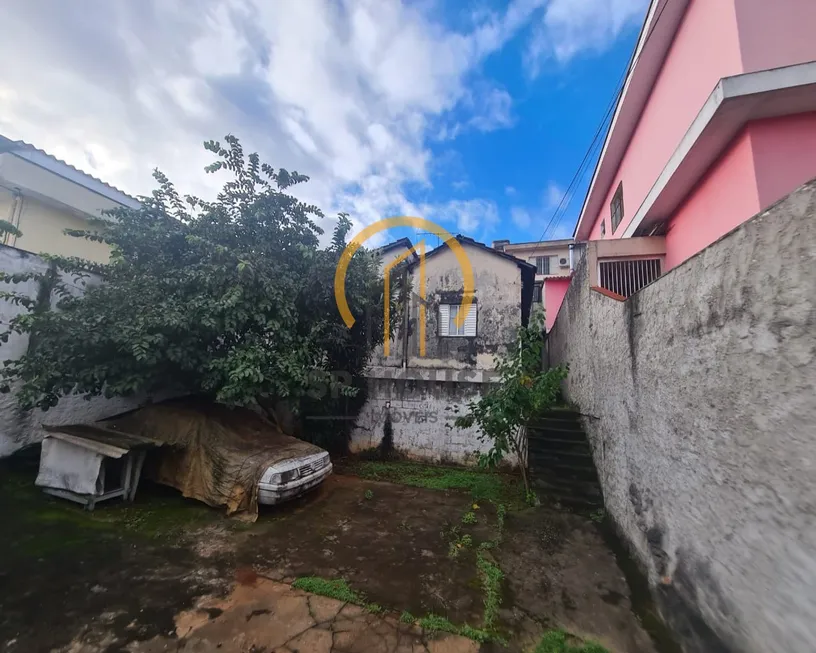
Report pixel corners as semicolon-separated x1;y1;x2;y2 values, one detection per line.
558;257;569;267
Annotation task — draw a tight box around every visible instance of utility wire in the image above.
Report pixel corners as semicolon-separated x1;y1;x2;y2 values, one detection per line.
525;0;673;256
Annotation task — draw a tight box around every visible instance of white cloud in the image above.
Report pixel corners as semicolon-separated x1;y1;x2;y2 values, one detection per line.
424;199;500;237
545;180;565;208
0;0;644;244
0;0;540;241
511;207;531;229
505;186;517;196
525;0;648;75
510;179;576;238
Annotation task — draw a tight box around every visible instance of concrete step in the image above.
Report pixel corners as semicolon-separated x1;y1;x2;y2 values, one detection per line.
528;449;595;466
528;426;587;442
528;438;592;456
529;462;599;483
529;418;583;432
532;477;603;501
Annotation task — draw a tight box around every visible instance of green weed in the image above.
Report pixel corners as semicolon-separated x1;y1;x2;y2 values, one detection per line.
534;629;610;653
589;509;605;523
292;577;365;605
416;614;494;644
399;610;416;624
348;461;525;508
461;511;478;525
366;602;384;614
418;614;459;635
448;532;473;559
364;489;374;500
476;552;503;630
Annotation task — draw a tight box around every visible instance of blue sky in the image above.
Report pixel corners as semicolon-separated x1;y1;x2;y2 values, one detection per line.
0;0;647;247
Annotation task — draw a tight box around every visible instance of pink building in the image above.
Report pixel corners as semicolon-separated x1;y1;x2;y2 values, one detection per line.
556;0;816;318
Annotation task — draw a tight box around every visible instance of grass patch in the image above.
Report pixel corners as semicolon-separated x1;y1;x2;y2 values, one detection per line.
347;460;525;508
534;629;610;653
292;577;365;604
400;610;416;624
418;614;459;635
476;552;503;630
417;614;493;644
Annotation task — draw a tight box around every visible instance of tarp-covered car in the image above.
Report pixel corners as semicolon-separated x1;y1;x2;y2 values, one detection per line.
104;400;331;519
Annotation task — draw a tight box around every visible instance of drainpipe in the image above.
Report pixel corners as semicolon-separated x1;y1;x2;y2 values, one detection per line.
401;268;409;369
568;243;574;273
4;189;22;246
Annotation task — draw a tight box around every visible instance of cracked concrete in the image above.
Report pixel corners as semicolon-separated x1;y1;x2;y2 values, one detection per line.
124;577;479;653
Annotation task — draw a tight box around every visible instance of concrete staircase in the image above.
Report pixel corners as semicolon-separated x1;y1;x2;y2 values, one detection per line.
527;410;603;509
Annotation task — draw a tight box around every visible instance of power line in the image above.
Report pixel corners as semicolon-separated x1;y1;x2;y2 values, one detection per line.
525;0;673;257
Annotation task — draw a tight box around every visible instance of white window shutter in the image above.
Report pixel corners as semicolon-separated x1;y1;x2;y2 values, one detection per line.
439;304;450;336
464;303;477;336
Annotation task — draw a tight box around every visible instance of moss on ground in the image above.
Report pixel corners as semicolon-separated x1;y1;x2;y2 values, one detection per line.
534;629;610;653
0;459;220;560
345;460;526;508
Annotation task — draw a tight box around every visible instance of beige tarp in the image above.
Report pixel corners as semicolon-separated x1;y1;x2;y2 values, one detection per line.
104;400;323;520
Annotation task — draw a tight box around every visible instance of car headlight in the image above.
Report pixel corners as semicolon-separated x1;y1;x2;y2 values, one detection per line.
268;469;299;485
281;469;299;483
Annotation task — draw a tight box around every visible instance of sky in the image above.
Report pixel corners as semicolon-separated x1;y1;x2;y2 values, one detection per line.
0;0;648;248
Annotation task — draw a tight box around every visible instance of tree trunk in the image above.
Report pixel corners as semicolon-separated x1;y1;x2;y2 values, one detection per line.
511;426;530;495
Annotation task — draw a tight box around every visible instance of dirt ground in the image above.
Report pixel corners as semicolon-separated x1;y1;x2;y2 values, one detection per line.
0;458;672;653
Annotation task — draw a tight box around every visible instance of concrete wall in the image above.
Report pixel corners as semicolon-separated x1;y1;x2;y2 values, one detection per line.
664;130;760;270
751;112;816;210
548;179;816;653
542;277;570;332
0;245;140;457
587;0;744;241
501;241;572;282
0;187;112;263
735;0;816;73
349;369;500;466
406;242;523;371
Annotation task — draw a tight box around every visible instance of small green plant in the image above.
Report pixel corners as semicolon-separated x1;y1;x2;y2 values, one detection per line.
454;313;569;494
292;577;365;604
534;629;609;653
476;552;503;630
364;489;374;500
348;460;525;508
496;503;507;535
459;624;492;643
366;602;384;614
418;614;459;635
448;533;473;559
461;511;478;525
589;509;605;523
526;489;539;507
411;612;495;644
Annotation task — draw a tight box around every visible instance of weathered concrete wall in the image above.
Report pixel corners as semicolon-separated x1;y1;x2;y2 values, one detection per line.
548;179;816;652
0;245;141;457
408;243;523;370
350;368;500;465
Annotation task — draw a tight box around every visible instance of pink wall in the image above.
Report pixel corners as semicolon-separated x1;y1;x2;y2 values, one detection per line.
544;277;571;333
664;131;760;270
588;0;744;241
750;112;816;208
735;0;816;73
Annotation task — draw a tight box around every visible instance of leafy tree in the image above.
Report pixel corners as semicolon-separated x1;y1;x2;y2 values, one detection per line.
454;315;568;493
0;136;385;450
